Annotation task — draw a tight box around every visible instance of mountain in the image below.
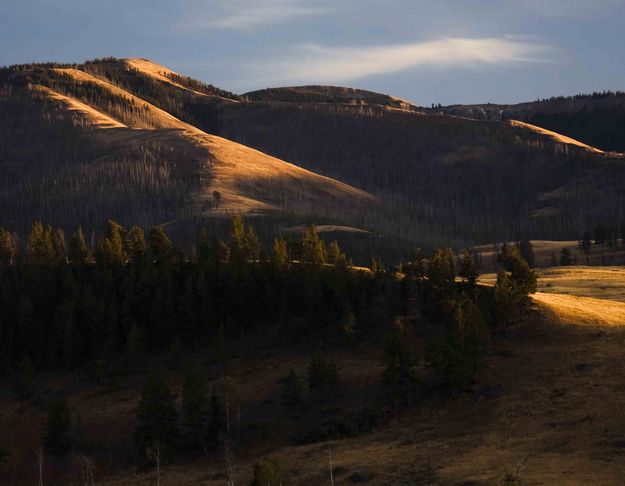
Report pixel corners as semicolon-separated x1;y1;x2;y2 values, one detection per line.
0;60;373;240
426;91;625;153
2;57;625;253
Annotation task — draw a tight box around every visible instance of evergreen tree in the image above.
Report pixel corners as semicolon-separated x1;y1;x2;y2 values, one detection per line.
243;225;261;261
560;248;573;266
68;226;89;265
280;369;303;409
272;238;289;269
43;398;72;454
135;373;178;461
0;228;17;265
27;222;56;264
206;391;226;449
308;353;338;391
149;226;173;263
230;215;246;262
196;228;211;264
126;226;148;264
382;331;419;408
458;252;478;287
301;226;325;266
581;231;593;264
181;363;209;449
427;249;456;296
494;246;537;326
327;240;347;266
96;220;126;265
517;239;535;268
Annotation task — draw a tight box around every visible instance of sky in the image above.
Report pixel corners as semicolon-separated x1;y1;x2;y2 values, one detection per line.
1;0;624;105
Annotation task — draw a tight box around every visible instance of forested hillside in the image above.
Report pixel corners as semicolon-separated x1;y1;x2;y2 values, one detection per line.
2;57;625;254
429;91;625;153
217;97;625;247
0;60;373;246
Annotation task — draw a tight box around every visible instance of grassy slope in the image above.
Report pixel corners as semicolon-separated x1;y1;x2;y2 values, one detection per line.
25;67;375;217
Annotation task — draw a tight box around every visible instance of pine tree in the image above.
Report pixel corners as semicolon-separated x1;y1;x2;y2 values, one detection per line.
126;226;148;264
68;226;89;265
0;228;17;265
517;239;535;268
280;369;303;409
149;226;173;263
272;238;289;269
206;391;226;450
230;215;245;262
581;231;593;264
27;222;56;264
327;241;347;266
43;398;72;454
181;363;209;449
243;225;261;261
96;220;126;265
560;248;573;266
196;227;211;264
427;249;456;296
301;226;325;266
458;252;478;287
308;353;338;391
382;331;419;409
135;373;178;461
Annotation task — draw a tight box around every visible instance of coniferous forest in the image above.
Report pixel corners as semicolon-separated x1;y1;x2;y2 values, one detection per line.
0;216;536;484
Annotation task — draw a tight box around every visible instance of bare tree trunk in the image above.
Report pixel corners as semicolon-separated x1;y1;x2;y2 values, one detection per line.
38;446;44;486
328;442;334;486
156;441;161;486
224;439;235;486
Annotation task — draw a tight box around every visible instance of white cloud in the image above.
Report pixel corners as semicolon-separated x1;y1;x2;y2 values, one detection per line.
180;0;331;31
248;37;552;86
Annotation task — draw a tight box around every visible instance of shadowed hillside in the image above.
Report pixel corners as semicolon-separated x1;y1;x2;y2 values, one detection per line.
3;57;625;252
0;61;373;238
428;91;625;153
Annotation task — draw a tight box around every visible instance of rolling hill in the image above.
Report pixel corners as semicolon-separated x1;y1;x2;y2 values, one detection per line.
2;57;625;253
0;60;374;239
427;91;625;153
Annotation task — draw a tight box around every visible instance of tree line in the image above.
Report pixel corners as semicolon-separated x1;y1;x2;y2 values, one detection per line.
0;216;537;483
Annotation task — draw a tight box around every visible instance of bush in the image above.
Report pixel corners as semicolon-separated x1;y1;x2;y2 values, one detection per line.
250;456;291;486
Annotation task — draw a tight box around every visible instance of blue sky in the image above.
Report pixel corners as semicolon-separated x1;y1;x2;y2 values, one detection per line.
1;0;624;105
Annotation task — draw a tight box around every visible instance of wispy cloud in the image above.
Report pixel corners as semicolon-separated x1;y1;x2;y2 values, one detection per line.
180;0;331;31
248;37;552;86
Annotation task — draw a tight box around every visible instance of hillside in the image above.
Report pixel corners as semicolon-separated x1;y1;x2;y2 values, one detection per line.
217;96;625;247
428;92;625;153
3;57;625;253
0;61;374;237
245;85;420;112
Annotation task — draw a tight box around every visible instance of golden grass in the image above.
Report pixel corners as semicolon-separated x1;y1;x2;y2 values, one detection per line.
32;85;127;129
122;58;239;102
36;68;375;216
534;292;625;327
509;119;604;153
